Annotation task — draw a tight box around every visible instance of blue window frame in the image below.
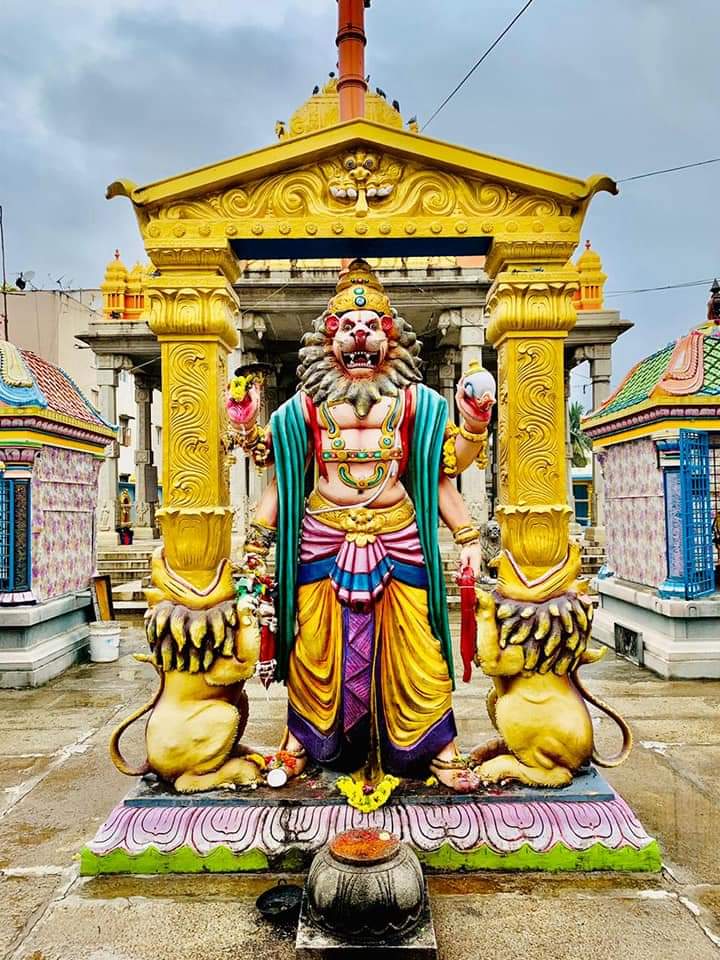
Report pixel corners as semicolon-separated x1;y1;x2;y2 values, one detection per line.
679;429;714;598
0;477;31;594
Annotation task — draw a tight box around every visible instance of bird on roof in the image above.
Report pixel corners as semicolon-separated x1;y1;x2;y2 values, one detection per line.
375;87;387;99
392;99;400;112
312;85;320;95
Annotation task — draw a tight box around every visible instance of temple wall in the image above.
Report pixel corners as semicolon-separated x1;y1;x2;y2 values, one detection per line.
31;446;101;602
601;438;666;588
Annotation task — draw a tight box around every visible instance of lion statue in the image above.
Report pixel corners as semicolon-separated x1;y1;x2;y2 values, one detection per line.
479;518;501;581
471;587;632;787
109;550;263;793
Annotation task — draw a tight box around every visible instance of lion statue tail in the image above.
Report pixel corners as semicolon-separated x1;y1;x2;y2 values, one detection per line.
109;671;164;777
571;668;633;768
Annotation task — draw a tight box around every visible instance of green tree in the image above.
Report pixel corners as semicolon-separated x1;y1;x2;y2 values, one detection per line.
569;401;592;468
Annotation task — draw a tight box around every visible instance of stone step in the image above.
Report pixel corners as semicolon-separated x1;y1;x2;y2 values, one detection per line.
96;549;157;560
97;557;152;568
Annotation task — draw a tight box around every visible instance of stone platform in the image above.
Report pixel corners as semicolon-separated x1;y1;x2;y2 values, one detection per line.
80;766;660;875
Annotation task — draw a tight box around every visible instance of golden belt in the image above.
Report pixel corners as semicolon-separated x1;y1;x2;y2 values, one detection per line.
306;490;415;540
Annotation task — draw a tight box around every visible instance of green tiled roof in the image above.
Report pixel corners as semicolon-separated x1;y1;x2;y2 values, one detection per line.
599;343;674;417
701;334;720;394
587;331;720;423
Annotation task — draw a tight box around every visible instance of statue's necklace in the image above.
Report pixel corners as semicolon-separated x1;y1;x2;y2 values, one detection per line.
319;395;402;491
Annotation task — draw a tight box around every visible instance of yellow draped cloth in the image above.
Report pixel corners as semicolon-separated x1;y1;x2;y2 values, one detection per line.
288;577;454;774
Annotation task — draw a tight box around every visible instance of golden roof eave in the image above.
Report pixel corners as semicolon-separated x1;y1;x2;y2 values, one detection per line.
107;119;616;209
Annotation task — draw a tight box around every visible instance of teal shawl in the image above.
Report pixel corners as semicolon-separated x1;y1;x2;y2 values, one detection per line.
271;384;453;685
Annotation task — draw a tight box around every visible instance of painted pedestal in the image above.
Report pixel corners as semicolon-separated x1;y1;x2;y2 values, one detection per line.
80;767;660;875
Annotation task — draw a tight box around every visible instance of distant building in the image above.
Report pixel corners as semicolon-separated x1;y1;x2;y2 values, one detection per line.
0;342;115;686
6;268;163;543
584;281;720;678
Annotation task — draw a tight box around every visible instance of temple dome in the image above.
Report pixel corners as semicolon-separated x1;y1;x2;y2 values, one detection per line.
126;262;145;292
576;240;603;274
276;74;411;141
104;249;128;284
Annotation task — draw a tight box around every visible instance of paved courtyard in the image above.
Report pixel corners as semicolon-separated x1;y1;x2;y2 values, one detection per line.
2;623;720;959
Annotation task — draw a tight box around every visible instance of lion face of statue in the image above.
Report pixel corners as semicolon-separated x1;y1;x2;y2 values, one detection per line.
330;309;390;380
298;305;423;418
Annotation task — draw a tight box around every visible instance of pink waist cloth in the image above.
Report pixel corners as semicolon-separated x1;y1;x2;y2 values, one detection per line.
300;511;424;605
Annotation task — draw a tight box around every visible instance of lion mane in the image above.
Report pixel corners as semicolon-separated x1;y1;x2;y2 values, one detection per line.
296;310;424;418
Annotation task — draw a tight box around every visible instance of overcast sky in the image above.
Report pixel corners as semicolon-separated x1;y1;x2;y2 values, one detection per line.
1;0;718;401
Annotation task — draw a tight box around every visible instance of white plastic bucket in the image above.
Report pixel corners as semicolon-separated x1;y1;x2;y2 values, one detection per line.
89;621;121;663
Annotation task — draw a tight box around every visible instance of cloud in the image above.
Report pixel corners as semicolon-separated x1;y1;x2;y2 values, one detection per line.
1;0;718;387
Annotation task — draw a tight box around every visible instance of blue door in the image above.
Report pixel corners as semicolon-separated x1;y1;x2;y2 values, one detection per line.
679;429;714;598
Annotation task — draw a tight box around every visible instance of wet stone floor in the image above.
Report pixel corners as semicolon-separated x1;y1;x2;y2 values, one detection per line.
1;623;720;959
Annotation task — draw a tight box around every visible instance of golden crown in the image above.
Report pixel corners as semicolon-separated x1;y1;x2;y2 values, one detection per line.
327;259;392;316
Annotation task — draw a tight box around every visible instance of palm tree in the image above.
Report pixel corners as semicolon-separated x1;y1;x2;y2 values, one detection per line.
569;401;592;468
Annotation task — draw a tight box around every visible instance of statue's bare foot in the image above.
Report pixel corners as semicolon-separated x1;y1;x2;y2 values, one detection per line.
266;731;308;786
430;743;479;793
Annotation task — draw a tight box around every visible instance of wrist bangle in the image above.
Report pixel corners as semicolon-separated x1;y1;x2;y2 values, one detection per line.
458;423;487;443
244;542;270;557
246;521;276;551
254;517;277;533
453;524;481;546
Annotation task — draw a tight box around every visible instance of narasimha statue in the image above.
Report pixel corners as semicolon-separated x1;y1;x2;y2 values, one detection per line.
110;258;631;802
229;259;495;797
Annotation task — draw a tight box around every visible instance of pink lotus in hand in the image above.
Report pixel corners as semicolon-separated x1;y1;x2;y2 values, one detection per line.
226;376;261;427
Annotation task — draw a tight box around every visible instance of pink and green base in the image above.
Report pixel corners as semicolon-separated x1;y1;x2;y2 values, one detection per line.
79;774;661;875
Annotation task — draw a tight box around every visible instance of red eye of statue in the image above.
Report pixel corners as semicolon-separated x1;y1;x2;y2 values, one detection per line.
326;315;339;335
381;315;394;335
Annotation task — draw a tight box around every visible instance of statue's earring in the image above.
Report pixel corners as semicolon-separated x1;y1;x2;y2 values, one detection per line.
325;314;339;335
381;315;394;335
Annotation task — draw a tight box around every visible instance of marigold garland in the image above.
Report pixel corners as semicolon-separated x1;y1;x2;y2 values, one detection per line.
336;774;401;812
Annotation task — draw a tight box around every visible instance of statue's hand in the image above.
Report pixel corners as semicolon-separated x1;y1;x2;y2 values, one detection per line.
226;381;261;428
459;542;482;578
456;365;496;431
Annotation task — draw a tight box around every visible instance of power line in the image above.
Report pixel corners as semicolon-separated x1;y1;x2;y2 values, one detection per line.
422;0;536;132
618;157;720;183
605;278;715;297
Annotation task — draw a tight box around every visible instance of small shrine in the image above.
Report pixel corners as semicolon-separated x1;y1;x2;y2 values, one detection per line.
83;0;660;895
584;280;720;678
0;341;116;687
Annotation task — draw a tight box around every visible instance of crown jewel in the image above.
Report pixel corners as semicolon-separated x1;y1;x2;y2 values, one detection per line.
327;259;392;316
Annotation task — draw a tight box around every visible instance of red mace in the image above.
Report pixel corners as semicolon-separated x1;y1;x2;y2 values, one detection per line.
458;565;477;683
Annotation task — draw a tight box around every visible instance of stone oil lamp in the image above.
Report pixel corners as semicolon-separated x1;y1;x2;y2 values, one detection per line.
296;828;437;958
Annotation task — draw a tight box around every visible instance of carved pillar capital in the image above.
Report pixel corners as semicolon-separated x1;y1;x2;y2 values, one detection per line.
486;267;579;346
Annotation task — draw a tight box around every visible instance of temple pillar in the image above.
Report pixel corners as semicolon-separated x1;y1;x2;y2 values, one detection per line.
95;355;122;546
144;249;239;591
459;308;488;524
589;347;612;533
438;349;458;419
133;374;159;539
485;249;580;604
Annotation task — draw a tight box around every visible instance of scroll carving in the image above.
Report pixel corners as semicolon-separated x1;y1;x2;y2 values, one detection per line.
515;340;564;507
152;153;573;225
166;343;212;507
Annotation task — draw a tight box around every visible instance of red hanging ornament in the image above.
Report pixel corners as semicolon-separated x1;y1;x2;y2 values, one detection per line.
458;565;478;683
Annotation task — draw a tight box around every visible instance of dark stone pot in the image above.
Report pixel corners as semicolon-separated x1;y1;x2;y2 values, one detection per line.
306;829;425;943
